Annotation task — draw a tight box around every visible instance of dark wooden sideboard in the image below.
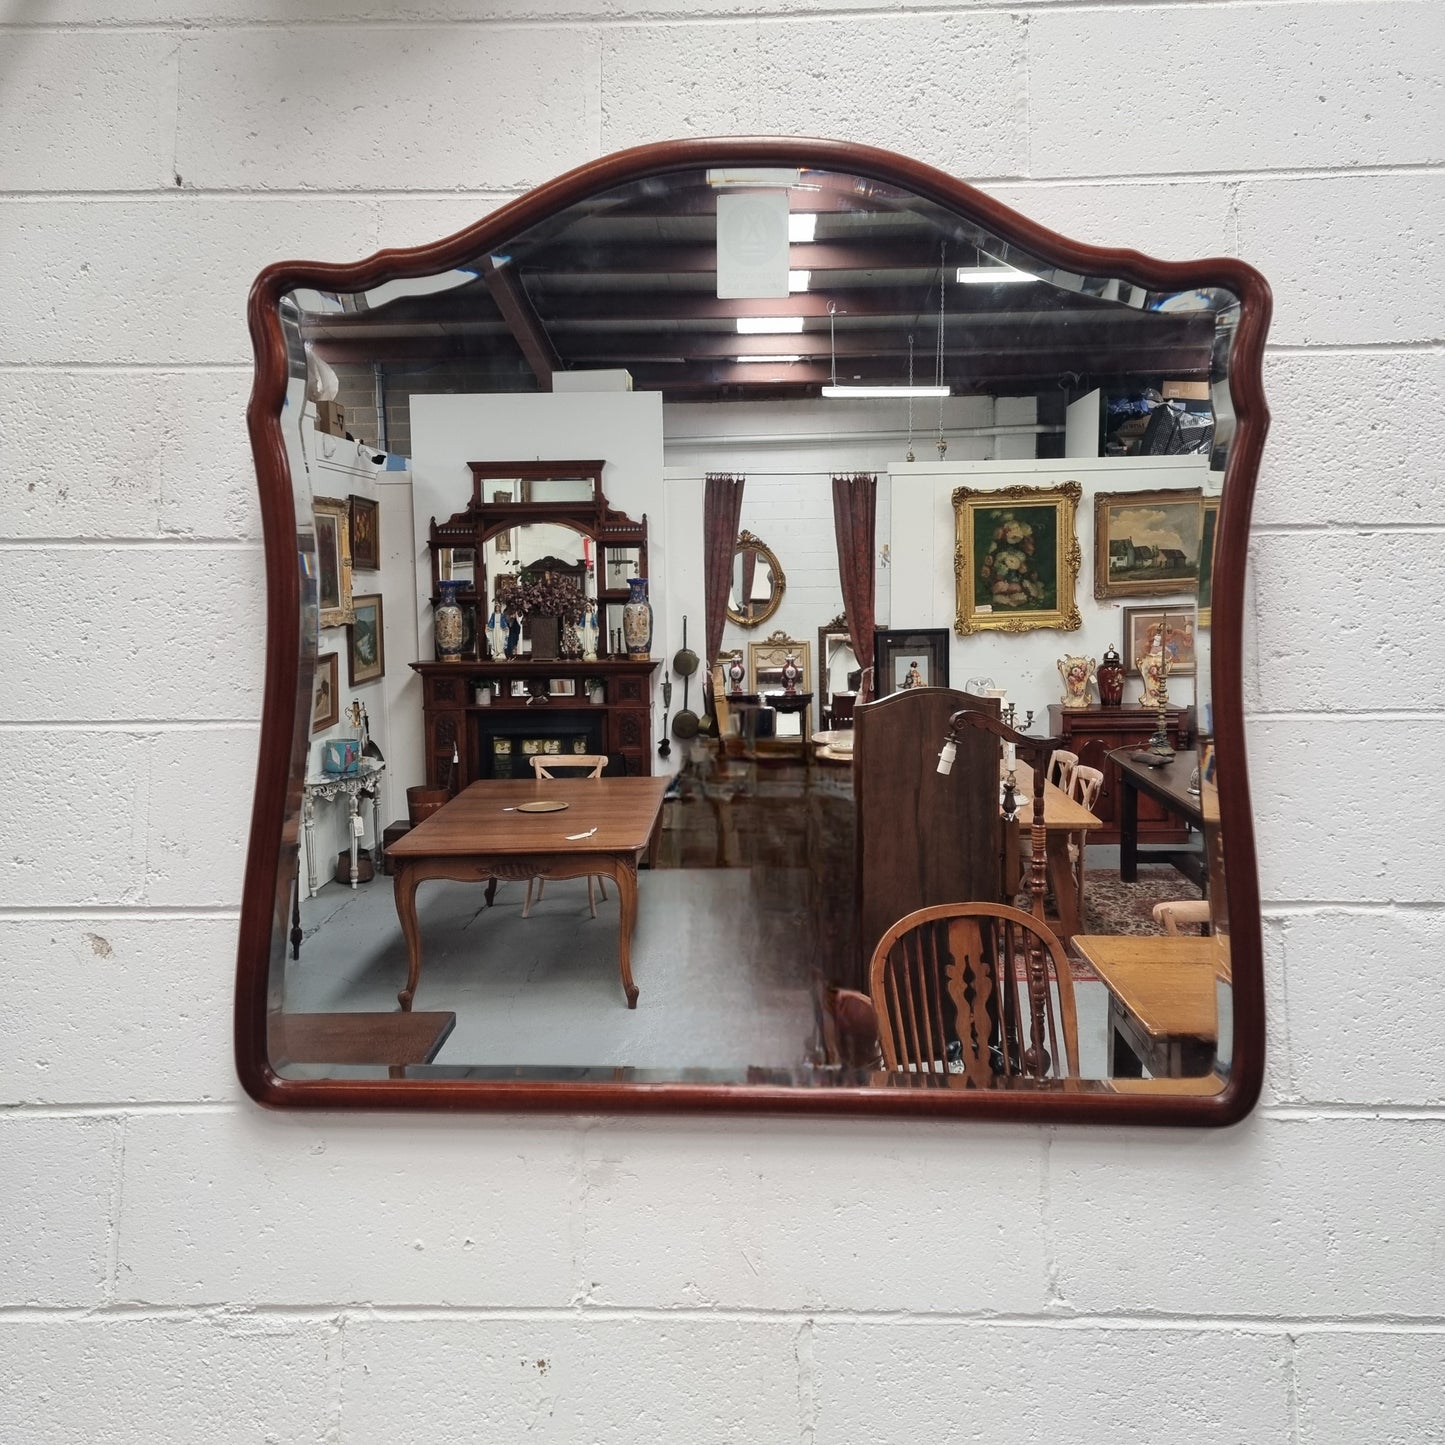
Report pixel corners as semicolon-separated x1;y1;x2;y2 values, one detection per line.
1047;703;1194;844
414;658;660;789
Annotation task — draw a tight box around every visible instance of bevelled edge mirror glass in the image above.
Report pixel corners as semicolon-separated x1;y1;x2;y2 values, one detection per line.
239;137;1270;1123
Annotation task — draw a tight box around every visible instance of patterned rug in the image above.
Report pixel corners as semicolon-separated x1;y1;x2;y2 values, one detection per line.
1014;865;1204;980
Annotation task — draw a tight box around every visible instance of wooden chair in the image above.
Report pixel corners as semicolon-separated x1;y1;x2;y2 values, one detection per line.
1067;763;1104;913
868;902;1079;1081
1046;748;1079;795
853;687;1002;993
522;754;609;918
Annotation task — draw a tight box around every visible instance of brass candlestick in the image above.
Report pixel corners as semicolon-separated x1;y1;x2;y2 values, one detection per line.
1143;615;1175;761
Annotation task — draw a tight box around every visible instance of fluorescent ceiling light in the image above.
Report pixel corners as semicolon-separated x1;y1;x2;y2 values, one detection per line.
788;214;817;243
706;167;802;188
956;265;1036;284
738;354;805;363
822;384;951;399
736;316;804;334
788;270;811;292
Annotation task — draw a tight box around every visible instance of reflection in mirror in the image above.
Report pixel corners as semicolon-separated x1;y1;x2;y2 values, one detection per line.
243;140;1267;1118
726;530;786;627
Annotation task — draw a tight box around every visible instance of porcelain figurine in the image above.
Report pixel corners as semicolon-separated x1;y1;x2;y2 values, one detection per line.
1057;653;1095;709
486;598;510;661
1138;642;1170;708
581;599;599;662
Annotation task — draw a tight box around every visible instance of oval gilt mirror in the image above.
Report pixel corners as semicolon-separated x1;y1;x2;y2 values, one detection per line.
727;530;786;627
240;138;1269;1122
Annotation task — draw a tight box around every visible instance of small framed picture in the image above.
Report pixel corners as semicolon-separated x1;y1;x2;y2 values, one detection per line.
873;628;950;698
348;494;380;570
549;679;577;696
1121;606;1197;675
312;497;354;629
347;593;385;686
511;680;530;698
311;653;339;733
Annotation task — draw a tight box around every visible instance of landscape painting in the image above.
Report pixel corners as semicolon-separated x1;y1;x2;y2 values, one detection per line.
1093;488;1203;599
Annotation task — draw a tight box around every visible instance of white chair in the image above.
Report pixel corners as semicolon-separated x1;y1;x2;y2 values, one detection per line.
1152;899;1212;934
522;754;610;919
1046;748;1079;795
1067;764;1104;909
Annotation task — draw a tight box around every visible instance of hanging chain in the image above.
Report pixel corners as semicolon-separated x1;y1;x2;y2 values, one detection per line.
828;302;839;389
936;241;948;458
905;334;916;462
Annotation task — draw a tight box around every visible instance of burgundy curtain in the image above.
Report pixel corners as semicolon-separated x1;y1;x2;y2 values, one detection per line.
703;472;745;707
831;473;878;702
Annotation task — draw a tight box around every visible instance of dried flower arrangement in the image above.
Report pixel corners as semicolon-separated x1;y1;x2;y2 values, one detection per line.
498;567;588;623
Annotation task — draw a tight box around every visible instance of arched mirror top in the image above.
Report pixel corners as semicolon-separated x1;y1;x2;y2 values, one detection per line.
242;137;1271;1125
727;530;787;628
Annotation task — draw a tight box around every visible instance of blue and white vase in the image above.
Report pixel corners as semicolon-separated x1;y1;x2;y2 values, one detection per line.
435;579;466;661
622;577;653;659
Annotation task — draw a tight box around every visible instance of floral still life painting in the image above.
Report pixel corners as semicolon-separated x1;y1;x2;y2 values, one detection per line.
953;482;1082;634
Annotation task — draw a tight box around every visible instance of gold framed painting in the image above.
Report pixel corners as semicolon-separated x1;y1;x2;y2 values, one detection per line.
313;495;355;628
952;481;1082;635
311;652;339;734
748;630;810;693
1198;495;1219;627
1093;487;1204;600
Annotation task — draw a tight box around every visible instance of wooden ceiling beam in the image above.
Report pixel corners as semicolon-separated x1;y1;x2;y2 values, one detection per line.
481;256;562;390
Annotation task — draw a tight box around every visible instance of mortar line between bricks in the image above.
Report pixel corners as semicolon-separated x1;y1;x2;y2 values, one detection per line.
0;361;253;371
0;164;1440;203
0;903;243;918
1286;1332;1303;1445
5;1098;1442;1120
2;1304;1444;1331
1248;522;1445;535
0;0;1426;36
0;720;258;733
1258;900;1445;915
0;537;258;550
1266;341;1443;355
1244;709;1445;722
102;1115;127;1308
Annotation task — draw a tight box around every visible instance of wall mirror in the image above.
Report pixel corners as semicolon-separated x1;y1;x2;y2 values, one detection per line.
241;138;1268;1121
727;529;786;627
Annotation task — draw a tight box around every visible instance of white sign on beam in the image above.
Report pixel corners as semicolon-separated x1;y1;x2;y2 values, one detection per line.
715;191;790;300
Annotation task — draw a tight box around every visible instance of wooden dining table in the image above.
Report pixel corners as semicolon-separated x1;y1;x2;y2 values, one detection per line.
1111;748;1217;889
1070;934;1232;1078
1004;759;1103;940
386;775;669;1011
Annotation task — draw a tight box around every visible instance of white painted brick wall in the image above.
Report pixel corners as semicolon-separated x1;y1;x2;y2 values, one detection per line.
2;3;1440;1441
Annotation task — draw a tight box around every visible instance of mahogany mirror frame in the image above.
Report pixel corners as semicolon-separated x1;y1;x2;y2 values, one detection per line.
238;136;1271;1124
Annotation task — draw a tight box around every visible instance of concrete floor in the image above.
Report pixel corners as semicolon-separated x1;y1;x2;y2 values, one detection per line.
284;866;827;1072
279;759;1149;1081
282;864;1114;1079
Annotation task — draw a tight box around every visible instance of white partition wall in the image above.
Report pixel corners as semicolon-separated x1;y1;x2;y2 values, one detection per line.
889;455;1208;718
